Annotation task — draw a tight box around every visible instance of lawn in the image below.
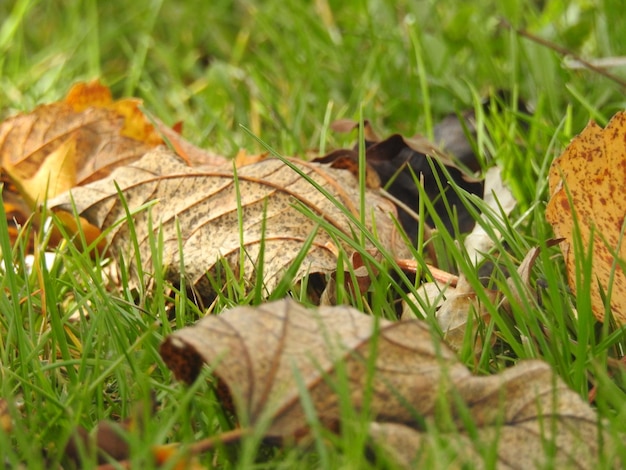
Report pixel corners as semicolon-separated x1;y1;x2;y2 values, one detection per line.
1;0;626;468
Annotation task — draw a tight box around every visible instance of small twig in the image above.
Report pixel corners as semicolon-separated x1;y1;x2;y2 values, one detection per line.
187;427;249;455
96;461;130;470
565;56;626;70
499;18;626;89
396;259;459;287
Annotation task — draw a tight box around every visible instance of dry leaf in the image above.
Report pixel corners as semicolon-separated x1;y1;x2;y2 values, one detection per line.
401;275;495;352
160;299;606;468
0;398;12;433
321;96;526;242
435;276;495;352
368;421;484;469
464;166;517;266
318;249;381;305
49;147;409;303
150;116;228;170
0;80;228;249
546;112;626;323
498;247;542;317
317;127;484;240
233;148;269;168
65;421;130;464
15;135;77;206
1;80;159;195
64;403;200;469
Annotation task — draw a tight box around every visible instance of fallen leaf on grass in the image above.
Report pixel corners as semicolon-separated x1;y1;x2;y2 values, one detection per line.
402;275;496;353
464;166;517;266
321;95;526;242
546;112;626;324
0;80;227;248
64;394;202;469
498;246;543;318
65;421;201;469
0;398;11;433
49;147;409;304
0;80;226;191
160;299;606;468
1;80;159;199
316;122;484;240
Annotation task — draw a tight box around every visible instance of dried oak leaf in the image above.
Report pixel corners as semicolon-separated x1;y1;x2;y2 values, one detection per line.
49;148;409;303
160;299;607;469
546;112;626;324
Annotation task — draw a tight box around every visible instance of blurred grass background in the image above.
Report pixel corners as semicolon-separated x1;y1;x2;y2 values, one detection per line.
2;0;625;157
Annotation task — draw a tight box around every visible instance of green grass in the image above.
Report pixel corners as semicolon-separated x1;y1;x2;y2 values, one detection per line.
2;0;626;468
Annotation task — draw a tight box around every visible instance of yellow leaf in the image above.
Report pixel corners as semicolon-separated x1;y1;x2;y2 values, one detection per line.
546;112;626;324
64;80;114;110
5;135;77;205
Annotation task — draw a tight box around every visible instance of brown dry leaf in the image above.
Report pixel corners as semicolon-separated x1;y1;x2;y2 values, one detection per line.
160;299;606;468
0;398;12;433
546;112;626;324
317;125;484;240
499;247;542;317
433;277;495;352
0;80;226;197
49;147;409;303
0;80;228;249
464;166;517;266
15;135;77;206
233;148;269;168
401;275;495;353
64;399;201;470
150;116;229;170
1;80;158;195
319;249;380;305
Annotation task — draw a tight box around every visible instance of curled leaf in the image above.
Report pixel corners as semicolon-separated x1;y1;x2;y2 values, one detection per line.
160;300;607;468
317;129;484;240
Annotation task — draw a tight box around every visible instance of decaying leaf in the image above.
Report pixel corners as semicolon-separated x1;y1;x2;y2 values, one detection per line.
498;247;542;317
396;164;515;351
160;299;607;469
321;94;526;243
317;123;484;240
402;275;496;352
464;166;517;266
0;80;227;249
396;165;515;351
1;80;159;197
0;80;226;192
64;397;201;469
49;147;409;303
318;248;382;306
0;398;12;433
546;112;626;324
65;421;131;465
